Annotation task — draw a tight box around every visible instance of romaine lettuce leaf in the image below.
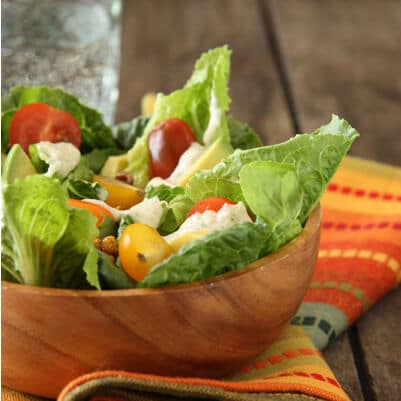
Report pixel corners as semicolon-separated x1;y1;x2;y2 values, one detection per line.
239;161;303;228
125;46;232;188
1;86;116;153
188;115;359;223
51;208;100;289
2;176;70;286
239;161;303;253
2;175;101;288
185;171;244;204
146;185;194;235
138;222;271;288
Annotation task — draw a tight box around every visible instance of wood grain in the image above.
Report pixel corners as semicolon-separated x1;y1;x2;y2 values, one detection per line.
356;287;401;400
323;333;364;401
116;0;294;145
268;0;401;165
1;207;320;398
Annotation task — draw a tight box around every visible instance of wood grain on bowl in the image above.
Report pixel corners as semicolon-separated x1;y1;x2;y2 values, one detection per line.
1;206;321;398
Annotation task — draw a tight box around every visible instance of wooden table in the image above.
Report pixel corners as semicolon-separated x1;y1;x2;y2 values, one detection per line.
116;1;401;400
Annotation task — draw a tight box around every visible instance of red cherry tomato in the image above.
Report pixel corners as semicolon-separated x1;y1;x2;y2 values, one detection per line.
187;197;236;218
9;103;81;153
148;118;196;178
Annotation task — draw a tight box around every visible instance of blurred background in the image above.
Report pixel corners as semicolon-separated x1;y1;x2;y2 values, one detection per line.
116;0;401;165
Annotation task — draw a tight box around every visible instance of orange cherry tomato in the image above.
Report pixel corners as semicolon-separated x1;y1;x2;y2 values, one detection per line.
187;197;236;218
9;103;81;153
119;223;172;281
67;199;114;226
93;175;145;210
148;118;196;179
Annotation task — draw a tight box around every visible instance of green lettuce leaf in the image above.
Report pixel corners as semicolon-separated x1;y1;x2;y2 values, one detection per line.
112;116;150;150
146;185;194;234
239;161;303;253
125;46;232;188
2;175;70;286
2;175;102;289
97;215;117;238
82;148;123;173
51;208;99;289
1;86;117;153
239;161;303;228
228;116;263;149
97;251;136;290
188;115;359;223
185;171;244;204
64;179;107;201
138;222;271;288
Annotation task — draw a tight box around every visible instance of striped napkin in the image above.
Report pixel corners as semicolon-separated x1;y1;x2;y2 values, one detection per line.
3;156;401;401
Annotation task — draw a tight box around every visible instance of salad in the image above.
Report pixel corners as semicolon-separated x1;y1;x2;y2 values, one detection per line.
1;46;359;290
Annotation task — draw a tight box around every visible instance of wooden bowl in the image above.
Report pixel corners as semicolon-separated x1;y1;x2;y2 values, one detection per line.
1;206;321;398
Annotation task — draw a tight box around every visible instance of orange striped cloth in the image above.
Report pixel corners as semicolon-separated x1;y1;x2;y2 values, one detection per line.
3;157;401;401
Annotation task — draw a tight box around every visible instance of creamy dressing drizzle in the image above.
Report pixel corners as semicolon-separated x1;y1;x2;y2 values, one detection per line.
202;94;222;145
164;202;252;242
36;142;81;178
82;197;164;228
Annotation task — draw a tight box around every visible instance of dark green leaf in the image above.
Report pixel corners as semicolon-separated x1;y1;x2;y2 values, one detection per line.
98;215;117;238
97;251;136;289
228;116;263;149
82;148;123;173
138;222;271;288
112;116;150;150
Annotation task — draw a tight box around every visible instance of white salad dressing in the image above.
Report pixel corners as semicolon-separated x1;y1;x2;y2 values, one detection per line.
167;142;205;184
164;202;252;242
202;94;222;145
83;197;164;228
36;141;80;178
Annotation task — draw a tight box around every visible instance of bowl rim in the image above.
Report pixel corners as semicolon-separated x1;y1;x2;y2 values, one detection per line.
1;205;321;297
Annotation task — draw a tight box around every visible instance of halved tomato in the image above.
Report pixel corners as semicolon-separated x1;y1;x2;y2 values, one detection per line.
9;103;81;153
187;197;236;217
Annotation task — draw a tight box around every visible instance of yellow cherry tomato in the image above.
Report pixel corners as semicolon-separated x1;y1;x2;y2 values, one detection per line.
119;223;173;281
93;175;144;210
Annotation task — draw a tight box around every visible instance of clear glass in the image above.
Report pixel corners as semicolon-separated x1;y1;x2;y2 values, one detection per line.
1;0;121;124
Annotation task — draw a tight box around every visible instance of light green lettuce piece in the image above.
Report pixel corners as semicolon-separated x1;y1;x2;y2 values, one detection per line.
185;171;244;204
146;184;194;235
187;115;359;223
126;46;232;188
2;175;101;288
239;161;303;253
2;176;70;286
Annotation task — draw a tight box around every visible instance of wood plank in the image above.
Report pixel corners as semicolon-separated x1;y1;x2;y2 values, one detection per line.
356;287;401;400
268;0;401;165
116;0;294;145
323;333;364;401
